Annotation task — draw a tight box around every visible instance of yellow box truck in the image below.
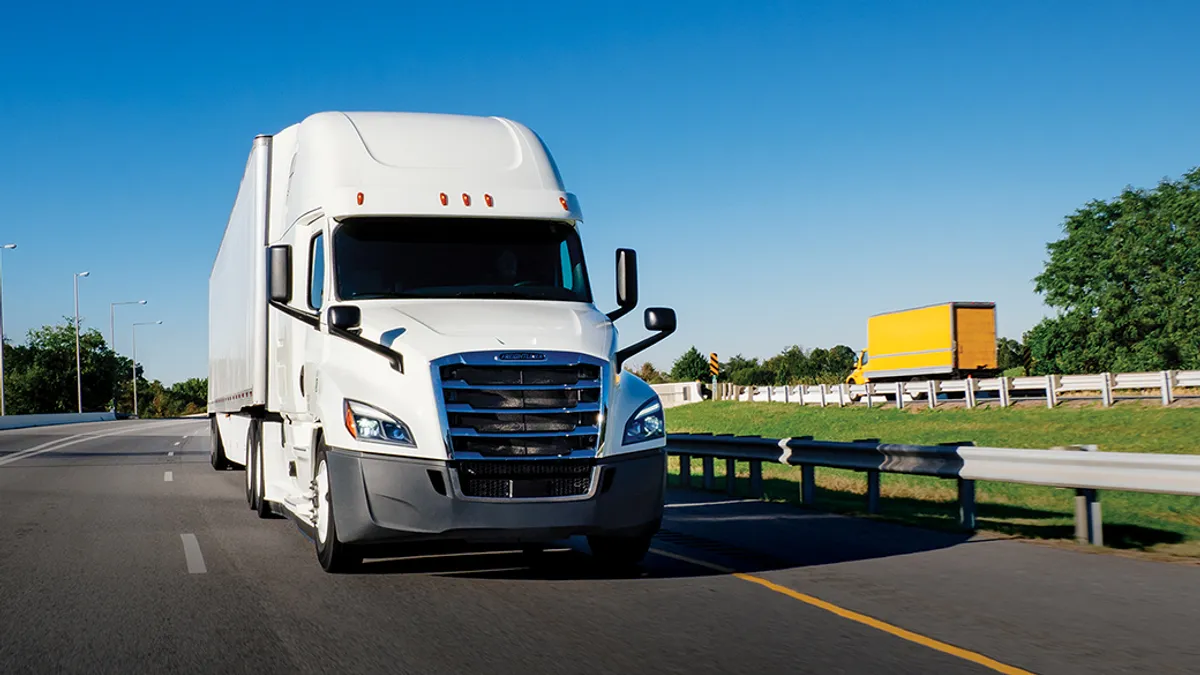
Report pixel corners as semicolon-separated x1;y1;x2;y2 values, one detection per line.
846;302;998;385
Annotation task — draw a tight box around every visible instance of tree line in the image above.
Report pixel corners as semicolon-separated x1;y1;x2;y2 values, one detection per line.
631;344;860;386
3;319;206;417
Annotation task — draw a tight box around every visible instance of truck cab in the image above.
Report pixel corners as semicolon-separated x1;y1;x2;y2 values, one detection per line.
846;350;868;385
209;112;676;573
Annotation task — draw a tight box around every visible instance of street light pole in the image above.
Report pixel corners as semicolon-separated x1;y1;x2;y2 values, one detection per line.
110;300;147;412
0;243;16;416
132;321;162;418
74;271;90;414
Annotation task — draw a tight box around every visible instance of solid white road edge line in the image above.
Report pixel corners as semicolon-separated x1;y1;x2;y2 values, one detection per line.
0;420;199;468
0;434;87;464
180;534;207;574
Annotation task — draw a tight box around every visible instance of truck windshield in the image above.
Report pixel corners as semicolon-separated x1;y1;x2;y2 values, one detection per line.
332;218;592;303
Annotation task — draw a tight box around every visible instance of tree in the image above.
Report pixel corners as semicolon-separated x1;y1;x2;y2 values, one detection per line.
763;345;808;385
1029;167;1200;373
996;337;1028;374
670;346;709;382
627;362;668;384
4;319;131;414
719;354;758;382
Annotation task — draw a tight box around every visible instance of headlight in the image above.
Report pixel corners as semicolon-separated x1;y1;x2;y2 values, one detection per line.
343;400;416;447
623;398;664;445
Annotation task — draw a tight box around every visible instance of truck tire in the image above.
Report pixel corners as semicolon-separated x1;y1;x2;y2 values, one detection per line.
210;416;232;470
246;420;274;518
587;533;653;570
314;439;362;573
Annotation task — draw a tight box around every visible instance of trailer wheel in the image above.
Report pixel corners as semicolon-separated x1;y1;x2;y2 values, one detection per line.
314;440;362;573
210;416;232;470
587;533;653;570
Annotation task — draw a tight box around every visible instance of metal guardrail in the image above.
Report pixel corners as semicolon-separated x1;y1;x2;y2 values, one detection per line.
666;433;1200;546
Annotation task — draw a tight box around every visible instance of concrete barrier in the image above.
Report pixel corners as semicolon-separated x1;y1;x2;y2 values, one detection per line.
0;412;116;431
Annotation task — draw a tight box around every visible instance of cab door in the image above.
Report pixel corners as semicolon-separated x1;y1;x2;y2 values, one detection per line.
273;214;327;491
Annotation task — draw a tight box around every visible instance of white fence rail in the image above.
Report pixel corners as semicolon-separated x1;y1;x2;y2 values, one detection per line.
657;369;1200;409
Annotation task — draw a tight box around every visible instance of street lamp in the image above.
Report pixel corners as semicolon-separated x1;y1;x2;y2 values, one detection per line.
110;300;147;412
73;271;90;414
0;243;16;416
132;321;162;418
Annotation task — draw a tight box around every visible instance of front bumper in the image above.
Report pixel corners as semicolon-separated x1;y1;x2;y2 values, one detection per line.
326;448;666;545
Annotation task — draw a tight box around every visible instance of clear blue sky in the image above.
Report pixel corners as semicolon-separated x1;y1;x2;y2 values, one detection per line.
2;1;1198;384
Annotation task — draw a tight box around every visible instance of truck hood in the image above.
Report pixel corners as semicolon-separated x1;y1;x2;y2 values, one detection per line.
354;299;616;363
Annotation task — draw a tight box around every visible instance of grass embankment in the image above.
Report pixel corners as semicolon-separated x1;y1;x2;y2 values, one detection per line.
665;402;1200;558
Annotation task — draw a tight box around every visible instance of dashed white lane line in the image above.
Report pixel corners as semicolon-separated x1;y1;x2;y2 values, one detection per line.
164;471;173;482
180;534;207;574
168;451;174;457
173;441;181;446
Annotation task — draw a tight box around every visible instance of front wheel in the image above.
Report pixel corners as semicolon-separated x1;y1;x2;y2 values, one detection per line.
587;533;653;570
314;442;362;574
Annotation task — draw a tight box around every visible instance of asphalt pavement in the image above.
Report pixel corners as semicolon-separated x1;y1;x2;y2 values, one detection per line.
1;420;1198;674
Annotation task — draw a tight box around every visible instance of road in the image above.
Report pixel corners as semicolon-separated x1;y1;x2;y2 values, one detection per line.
2;420;1198;674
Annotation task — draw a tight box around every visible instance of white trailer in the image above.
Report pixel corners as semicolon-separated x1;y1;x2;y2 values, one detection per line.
208;112;676;572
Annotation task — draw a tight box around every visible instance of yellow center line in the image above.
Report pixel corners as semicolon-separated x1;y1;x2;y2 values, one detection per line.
650;548;1036;675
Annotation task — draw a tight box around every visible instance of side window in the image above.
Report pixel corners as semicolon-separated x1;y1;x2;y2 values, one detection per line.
559;241;574;291
309;233;325;310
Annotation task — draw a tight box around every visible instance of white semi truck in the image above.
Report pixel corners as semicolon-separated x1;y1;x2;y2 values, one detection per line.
208;111;676;573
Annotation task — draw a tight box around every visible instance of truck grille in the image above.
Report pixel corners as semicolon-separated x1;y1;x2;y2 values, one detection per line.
456;459;594;499
438;356;605;460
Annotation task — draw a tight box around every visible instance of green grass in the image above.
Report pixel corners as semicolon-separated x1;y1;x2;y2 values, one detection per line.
665;402;1200;558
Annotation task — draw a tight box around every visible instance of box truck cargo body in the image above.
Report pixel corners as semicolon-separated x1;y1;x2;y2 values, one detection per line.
208;112;676;572
845;302;998;384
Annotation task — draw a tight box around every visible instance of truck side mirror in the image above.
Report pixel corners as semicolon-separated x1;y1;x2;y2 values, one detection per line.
615;307;678;370
328;305;362;331
268;245;292;303
607;248;638;321
644;307;676;333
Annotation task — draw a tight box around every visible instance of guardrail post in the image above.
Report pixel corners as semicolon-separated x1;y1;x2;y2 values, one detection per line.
749;460;763;498
800;465;816;505
965;377;977;409
1075;487;1103;546
818;384;827;408
783;385;789;403
1101;373;1113;407
894;382;905;410
866;471;881;513
958;479;977;530
767;386;773;403
998;376;1010;408
702;457;715;490
1068;444;1103;546
854;438;882;514
927;380;939;408
837;383;846;407
1045;374;1059;408
679;454;692;488
797;384;806;406
725;458;737;495
1161;370;1174;406
866;382;874;408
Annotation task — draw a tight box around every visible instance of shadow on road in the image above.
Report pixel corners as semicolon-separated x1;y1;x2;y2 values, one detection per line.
346;488;986;580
